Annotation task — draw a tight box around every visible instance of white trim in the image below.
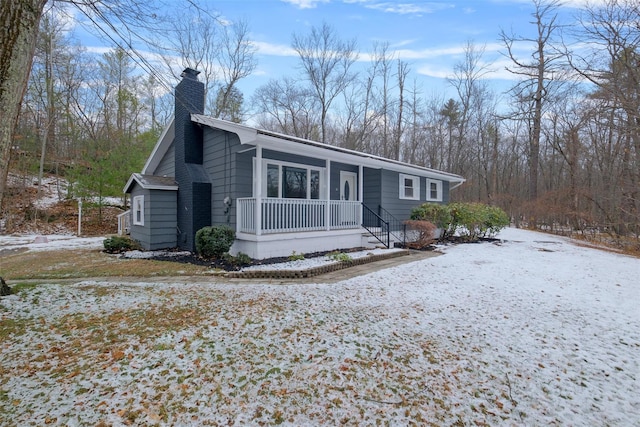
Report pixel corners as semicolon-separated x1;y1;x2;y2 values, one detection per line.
233;228;364;259
142;119;175;175
340;171;357;201
132;195;144;226
399;174;420;200
259;158;326;200
426;179;443;202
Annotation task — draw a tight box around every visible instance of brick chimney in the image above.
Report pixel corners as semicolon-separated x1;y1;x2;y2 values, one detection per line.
174;68;211;251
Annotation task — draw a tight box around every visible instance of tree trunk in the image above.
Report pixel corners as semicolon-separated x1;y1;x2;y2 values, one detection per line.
0;0;47;211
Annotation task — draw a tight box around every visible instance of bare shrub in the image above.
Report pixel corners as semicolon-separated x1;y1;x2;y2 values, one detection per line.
404;220;436;249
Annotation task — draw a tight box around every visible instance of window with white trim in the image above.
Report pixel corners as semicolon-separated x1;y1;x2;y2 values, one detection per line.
399;174;420;200
132;195;144;225
426;179;443;201
262;160;325;199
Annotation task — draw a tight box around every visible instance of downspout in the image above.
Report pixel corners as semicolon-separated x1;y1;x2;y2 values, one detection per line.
450;180;466;190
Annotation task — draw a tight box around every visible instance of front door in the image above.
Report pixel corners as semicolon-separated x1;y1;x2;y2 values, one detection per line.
340;171;357;201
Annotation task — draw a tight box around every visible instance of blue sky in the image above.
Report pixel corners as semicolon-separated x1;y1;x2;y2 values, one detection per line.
72;0;600;104
210;0;596;99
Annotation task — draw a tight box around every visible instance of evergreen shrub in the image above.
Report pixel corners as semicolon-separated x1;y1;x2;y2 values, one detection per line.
195;225;236;258
103;236;141;253
410;202;509;241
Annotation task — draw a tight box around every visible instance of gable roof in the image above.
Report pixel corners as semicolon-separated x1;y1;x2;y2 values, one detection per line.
124;173;178;193
142;114;465;187
141;119;175;175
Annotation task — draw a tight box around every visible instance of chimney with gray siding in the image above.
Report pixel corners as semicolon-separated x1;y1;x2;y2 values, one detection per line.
174;68;211;251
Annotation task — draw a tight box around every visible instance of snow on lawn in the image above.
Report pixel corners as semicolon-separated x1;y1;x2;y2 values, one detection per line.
1;228;639;426
0;234;105;252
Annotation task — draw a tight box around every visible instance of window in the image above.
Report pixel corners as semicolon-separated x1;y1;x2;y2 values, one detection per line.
132;195;144;226
263;160;324;199
426;179;443;201
399;174;420;200
266;164;279;197
283;166;307;198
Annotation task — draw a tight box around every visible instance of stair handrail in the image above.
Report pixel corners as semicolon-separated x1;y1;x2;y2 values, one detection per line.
361;204;390;248
378;205;406;247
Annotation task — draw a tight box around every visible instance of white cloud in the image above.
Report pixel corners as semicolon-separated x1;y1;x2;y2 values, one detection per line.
281;0;330;9
345;0;454;15
251;40;299;57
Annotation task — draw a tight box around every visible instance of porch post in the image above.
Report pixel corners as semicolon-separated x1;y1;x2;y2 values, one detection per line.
358;164;363;225
255;144;262;236
325;159;331;230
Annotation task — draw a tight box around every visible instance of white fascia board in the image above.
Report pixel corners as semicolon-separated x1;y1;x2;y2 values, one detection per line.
191;114;258;144
142;119;175;175
123;174;137;194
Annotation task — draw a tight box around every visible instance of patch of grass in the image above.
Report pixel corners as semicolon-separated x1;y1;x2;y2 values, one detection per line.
0;249;212;280
0;318;28;340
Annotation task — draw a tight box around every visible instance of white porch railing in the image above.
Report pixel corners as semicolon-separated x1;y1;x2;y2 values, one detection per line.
237;198;361;235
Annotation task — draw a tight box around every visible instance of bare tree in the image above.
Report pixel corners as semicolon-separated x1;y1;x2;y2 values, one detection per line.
214;19;256;121
252;77;320;140
500;0;566;209
568;0;640;235
292;22;358;143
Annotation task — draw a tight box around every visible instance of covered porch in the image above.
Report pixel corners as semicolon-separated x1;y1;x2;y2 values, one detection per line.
236;198;361;235
233;198;364;259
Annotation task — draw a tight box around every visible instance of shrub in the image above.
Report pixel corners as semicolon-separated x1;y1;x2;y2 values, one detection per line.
103;236;141;253
483;205;510;238
222;252;252;266
410;202;510;242
403;220;437;249
328;252;352;263
288;251;305;261
410;203;453;239
195;225;236;258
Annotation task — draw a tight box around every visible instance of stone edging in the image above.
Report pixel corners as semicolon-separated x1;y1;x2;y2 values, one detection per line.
224;250;410;279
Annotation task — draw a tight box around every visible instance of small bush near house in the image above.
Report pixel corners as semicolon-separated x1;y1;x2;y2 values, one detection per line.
328;252;352;263
410;203;453;239
103;236;141;253
288;251;305;261
222;252;252;267
195;225;236;258
411;203;509;242
483;205;511;238
403;220;437;249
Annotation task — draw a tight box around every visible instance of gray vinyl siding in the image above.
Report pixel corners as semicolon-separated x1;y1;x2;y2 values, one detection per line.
154;145;175;177
378;170;449;222
203;128;252;228
128;186;177;250
363;168;382;209
441;180;450;203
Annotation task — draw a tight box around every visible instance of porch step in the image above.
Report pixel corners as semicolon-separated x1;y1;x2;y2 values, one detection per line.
361;230;396;248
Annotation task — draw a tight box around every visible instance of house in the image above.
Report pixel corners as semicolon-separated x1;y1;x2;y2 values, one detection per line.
122;69;465;259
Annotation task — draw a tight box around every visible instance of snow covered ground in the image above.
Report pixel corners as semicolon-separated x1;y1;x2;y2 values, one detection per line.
1;228;639;426
0;233;105;253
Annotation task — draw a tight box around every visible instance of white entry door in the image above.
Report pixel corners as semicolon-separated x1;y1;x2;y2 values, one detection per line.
340;171;357;201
